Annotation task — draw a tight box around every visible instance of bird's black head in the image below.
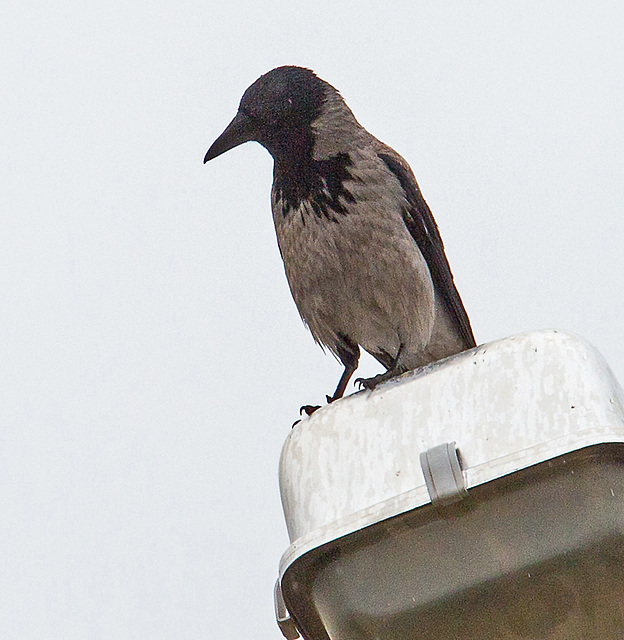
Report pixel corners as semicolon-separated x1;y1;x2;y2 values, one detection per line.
204;66;329;163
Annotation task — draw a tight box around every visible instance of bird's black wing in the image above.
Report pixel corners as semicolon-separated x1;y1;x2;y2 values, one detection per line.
378;152;476;349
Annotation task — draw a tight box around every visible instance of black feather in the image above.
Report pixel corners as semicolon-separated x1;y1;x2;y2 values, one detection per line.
378;152;476;349
275;152;357;220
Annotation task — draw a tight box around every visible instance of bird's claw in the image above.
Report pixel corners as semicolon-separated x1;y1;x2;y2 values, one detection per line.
355;372;395;391
296;394;338;425
293;404;321;428
300;404;321;416
355;376;374;390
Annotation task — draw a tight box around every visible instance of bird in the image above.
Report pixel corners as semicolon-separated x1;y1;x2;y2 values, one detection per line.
204;66;475;412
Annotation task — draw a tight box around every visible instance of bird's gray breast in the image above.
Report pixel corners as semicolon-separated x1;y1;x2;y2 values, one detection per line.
271;149;435;362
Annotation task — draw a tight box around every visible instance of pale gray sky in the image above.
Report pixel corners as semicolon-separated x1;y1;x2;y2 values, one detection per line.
2;2;624;638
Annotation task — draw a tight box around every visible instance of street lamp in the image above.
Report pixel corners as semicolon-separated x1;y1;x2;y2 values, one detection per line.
275;330;624;639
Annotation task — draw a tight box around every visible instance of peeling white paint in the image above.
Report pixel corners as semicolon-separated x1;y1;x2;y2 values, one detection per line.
278;330;624;575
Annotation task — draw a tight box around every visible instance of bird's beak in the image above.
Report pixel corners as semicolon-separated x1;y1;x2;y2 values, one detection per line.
204;111;256;163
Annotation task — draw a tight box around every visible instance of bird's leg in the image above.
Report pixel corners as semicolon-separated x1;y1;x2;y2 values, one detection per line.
356;344;406;391
327;336;360;402
299;336;360;417
326;357;358;403
299;358;358;416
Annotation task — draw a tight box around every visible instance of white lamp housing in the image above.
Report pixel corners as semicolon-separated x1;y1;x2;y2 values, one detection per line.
275;330;624;639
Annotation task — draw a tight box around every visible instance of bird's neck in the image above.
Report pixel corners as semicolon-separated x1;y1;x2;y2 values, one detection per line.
272;142;320;212
273;146;356;219
271;93;362;217
267;126;315;170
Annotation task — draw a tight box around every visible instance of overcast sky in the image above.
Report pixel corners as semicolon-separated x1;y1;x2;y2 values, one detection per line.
3;2;624;638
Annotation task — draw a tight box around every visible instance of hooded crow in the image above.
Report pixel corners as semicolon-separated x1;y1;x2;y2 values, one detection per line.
205;66;475;411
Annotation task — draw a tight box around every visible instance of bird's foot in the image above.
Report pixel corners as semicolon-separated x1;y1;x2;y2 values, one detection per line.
356;367;406;391
298;394;336;416
294;393;340;426
292;403;322;428
300;404;321;416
